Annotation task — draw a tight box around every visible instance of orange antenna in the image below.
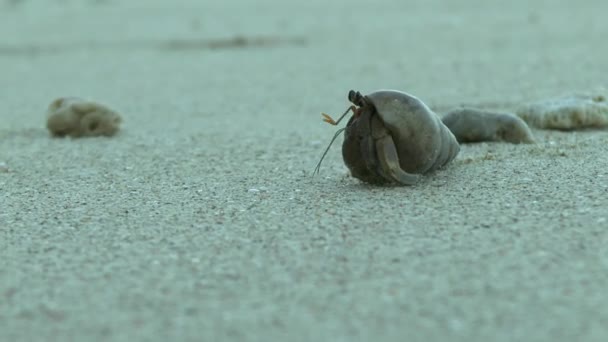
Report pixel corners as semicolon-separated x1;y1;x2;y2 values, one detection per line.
320;105;357;126
313;104;360;176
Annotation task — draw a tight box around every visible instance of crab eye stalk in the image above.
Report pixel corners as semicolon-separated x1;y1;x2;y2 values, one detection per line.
348;90;366;106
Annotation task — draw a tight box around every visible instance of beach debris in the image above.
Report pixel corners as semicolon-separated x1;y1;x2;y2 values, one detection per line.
441;108;535;144
515;91;608;130
161;35;307;51
314;89;460;185
46;97;122;138
0;161;9;173
0;35;307;57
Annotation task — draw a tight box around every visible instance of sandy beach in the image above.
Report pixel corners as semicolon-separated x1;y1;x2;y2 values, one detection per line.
1;0;608;341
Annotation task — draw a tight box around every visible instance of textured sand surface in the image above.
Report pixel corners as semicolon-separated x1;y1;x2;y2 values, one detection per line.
1;0;608;341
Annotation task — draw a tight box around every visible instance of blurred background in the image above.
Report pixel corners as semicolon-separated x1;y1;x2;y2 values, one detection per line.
2;0;606;114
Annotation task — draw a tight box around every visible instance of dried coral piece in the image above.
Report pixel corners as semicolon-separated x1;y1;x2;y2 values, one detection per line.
441;108;535;144
46;97;122;138
515;92;608;130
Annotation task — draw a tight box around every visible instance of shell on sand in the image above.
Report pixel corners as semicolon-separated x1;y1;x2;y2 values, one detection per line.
46;97;123;138
340;89;460;185
515;91;608;130
441;108;535;144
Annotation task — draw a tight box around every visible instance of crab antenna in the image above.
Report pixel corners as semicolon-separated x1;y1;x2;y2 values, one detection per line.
313;127;347;176
322;105;356;126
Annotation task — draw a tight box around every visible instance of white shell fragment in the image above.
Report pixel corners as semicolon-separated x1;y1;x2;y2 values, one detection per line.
441;108;535;144
46;97;123;138
515;92;608;130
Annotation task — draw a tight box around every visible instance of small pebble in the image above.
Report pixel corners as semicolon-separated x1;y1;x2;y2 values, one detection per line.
310;140;322;146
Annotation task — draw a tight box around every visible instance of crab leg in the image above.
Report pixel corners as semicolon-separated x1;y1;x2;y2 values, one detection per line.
358;135;390;182
375;135;421;185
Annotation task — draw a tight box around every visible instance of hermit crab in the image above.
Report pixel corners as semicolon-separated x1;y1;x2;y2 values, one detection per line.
314;89;460;185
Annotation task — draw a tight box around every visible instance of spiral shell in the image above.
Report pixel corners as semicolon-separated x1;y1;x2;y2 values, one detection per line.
441;108;535;144
341;89;460;185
